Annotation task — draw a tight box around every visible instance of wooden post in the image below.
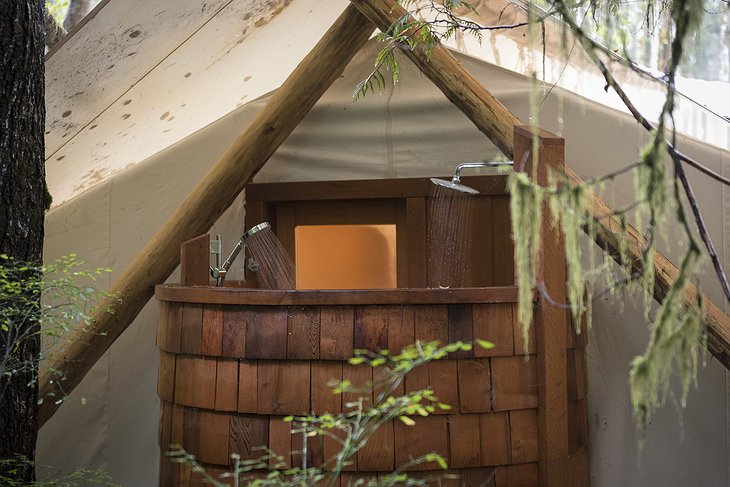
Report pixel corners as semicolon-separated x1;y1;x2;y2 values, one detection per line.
514;126;569;487
350;0;730;368
180;234;211;286
38;5;374;426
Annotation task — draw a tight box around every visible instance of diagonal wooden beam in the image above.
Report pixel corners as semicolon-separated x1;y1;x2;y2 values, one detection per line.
38;5;374;426
348;0;730;369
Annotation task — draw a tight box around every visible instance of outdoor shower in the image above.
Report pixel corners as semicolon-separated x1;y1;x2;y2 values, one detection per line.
430;160;514;194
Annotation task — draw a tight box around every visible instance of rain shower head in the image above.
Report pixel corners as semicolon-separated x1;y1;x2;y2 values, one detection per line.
430;177;480;194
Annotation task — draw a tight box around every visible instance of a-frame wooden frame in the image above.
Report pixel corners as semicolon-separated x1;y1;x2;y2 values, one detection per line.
40;6;730;487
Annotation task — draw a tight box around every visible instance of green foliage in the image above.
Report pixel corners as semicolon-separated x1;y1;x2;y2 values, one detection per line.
630;244;704;440
45;0;69;25
0;456;117;487
0;254;115;404
167;340;494;486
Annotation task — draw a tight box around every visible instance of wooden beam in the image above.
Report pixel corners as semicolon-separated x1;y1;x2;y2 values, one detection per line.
349;0;730;369
38;5;374;426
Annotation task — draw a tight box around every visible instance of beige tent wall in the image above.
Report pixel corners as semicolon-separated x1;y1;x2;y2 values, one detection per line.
40;1;730;484
41;39;730;486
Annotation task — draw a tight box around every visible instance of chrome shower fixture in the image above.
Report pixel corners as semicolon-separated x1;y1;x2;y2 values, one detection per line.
210;222;271;286
430;160;514;194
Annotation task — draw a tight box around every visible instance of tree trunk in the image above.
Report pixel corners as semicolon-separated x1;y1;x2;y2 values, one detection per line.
0;0;47;481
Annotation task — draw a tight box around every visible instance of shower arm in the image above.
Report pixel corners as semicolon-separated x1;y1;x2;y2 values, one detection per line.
452;161;513;185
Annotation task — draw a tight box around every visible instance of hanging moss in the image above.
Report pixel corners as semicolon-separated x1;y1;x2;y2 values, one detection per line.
509;171;543;351
630;244;704;440
548;172;589;328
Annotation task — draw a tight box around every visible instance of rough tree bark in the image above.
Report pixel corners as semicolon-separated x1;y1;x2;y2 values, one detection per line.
0;0;47;481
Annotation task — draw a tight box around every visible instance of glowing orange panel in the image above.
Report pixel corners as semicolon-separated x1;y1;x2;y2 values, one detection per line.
295;225;397;289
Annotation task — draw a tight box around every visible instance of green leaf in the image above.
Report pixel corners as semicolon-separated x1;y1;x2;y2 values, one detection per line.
476;339;495;350
398;415;416;426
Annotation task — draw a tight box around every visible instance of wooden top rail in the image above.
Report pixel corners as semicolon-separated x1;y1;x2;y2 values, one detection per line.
155;285;521;306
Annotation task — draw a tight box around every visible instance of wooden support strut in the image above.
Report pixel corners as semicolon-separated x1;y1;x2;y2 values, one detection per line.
349;0;730;369
37;5;375;426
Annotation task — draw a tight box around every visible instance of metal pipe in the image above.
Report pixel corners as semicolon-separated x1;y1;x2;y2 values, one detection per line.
452;160;513;185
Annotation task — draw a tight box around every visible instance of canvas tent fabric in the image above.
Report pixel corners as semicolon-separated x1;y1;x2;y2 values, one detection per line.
41;1;730;486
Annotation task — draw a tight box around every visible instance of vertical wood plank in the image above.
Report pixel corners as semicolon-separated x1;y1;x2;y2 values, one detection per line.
183;408;201;457
567;447;589;487
414;305;448;344
257;361;310;414
457;358;491;413
237;361;258;413
448;414;481;468
201;305;224;356
353;306;389;352
427;360;458;413
215;359;239;411
268;416;293;467
157;300;170;349
342;364;372;411
393;415;448;470
480;412;511;466
495;463;539;487
447;304;474;358
198;411;230;465
515;126;569;487
158;351;176;402
159;401;173;449
230;415;269;461
181;303;203;355
287;306;321;359
323;428;353;471
568;399;589;454
245;308;288;359
406;197;427;288
461;467;497;487
491;355;538;411
473;303;514;357
180;234;210;286
387;306;415;355
312;362;342;414
175;356;216;409
510;409;539;463
491;196;514;286
221;306;247;358
357;420;394;471
166;303;183;354
320;306;354;360
171;405;185;446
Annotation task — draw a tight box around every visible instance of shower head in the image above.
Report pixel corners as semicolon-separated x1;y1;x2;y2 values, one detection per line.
430;177;480;194
243;222;271;241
